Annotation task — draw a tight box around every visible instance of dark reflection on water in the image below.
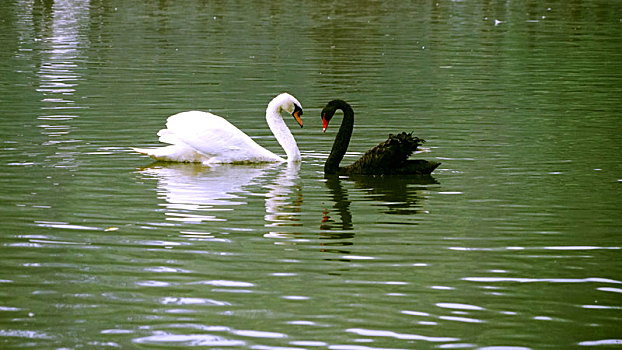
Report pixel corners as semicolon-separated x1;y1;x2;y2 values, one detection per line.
350;174;438;215
320;175;353;233
321;173;438;232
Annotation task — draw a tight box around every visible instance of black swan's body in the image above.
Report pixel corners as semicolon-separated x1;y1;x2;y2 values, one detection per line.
321;100;440;175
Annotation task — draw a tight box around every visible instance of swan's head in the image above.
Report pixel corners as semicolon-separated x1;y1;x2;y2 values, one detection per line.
272;93;303;128
321;99;348;132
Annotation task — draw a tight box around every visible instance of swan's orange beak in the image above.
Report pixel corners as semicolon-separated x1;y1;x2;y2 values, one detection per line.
292;110;302;128
322;116;329;133
292;108;303;128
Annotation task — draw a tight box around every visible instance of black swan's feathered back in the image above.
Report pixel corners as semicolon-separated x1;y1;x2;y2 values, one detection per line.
344;132;427;175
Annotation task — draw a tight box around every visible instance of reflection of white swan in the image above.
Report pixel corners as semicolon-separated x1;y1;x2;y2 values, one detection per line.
138;163;276;223
264;162;302;238
133;93;303;164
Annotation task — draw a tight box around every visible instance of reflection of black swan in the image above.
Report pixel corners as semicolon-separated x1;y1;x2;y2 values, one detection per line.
321;100;440;175
349;174;437;215
321;174;353;232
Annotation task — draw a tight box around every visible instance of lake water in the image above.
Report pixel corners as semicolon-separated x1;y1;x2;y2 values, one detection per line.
1;1;621;349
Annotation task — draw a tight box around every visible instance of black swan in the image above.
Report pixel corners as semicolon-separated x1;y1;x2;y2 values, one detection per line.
321;99;440;175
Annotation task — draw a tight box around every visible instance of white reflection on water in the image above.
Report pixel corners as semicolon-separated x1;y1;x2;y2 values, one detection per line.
264;162;302;238
35;0;87;96
137;162;306;238
137;163;277;223
29;0;90;166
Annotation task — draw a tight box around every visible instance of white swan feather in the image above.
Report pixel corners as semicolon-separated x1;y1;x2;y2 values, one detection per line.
133;93;303;164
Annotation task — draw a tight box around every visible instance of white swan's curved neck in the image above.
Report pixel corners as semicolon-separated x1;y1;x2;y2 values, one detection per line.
266;101;301;162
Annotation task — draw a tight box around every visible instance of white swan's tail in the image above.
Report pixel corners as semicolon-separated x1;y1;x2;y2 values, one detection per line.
132;145;207;163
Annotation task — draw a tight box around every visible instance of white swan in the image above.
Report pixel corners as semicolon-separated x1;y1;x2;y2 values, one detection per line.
132;93;303;164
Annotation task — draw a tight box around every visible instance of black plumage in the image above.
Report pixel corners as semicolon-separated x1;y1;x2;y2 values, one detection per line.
321;100;440;175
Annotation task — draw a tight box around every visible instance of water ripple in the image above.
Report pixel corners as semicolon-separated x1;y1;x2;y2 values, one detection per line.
329;345;408;350
0;329;52;339
438;316;485;323
578;339;622;346
346;328;459;342
144;266;192;273
133;333;245;346
160;297;230;306
232;329;287;338
464;277;622;284
436;303;485;311
191;280;255;288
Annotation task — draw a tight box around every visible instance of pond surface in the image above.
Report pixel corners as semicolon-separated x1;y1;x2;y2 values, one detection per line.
1;1;621;349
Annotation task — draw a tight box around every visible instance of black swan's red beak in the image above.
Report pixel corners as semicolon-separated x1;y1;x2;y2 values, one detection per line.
322;114;329;132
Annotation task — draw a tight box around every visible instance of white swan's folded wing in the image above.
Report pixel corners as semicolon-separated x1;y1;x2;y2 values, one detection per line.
161;111;284;163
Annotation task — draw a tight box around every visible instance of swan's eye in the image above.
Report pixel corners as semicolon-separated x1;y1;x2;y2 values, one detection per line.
293;104;303;116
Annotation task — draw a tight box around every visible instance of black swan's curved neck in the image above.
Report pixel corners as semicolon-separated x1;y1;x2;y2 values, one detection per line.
325;101;354;174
